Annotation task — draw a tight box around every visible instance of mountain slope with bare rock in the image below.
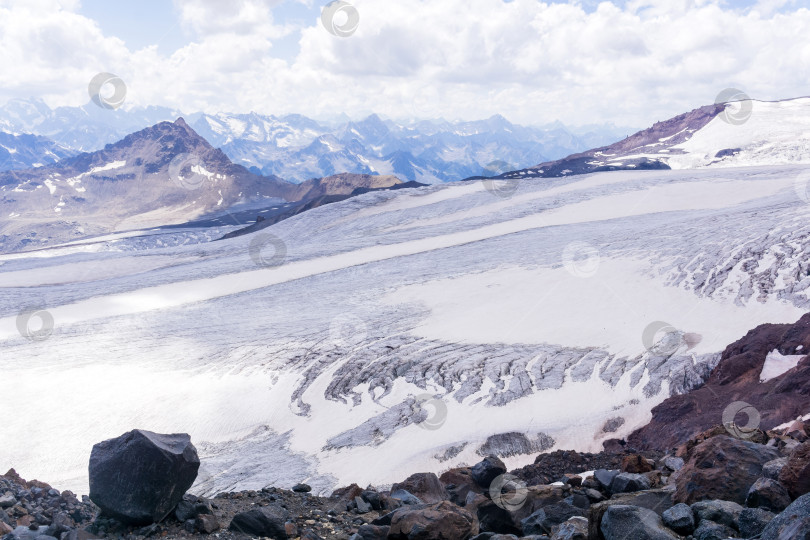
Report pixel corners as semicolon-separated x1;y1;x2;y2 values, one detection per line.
0;120;411;253
628;313;810;452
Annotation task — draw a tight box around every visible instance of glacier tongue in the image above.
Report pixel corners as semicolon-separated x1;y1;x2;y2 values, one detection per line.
1;164;809;496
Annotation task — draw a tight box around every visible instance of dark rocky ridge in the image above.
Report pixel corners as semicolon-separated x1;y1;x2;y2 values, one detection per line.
628;313;810;452
218;179;426;241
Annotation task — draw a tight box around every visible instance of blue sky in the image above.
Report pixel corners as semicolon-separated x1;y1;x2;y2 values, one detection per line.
1;0;809;126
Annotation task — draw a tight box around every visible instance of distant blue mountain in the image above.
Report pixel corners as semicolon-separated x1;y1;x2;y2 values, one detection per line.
0;98;637;183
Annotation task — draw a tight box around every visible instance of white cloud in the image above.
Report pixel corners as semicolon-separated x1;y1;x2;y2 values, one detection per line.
0;0;809;126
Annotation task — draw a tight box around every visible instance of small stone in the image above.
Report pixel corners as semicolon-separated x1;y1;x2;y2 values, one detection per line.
229;506;289;538
470;456;507;489
692;519;736;540
621;454;654;474
661;503;694;535
0;494;16;508
738;507;776;538
354;496;371;514
609;473;651;494
561;474;582;487
745;477;791;512
293;483;312;493
662;456;684;472
762;458;788;480
389;490;422;506
551;516;588;540
594;469;619;491
360;491;382;511
196;514;220;534
583;488;605;502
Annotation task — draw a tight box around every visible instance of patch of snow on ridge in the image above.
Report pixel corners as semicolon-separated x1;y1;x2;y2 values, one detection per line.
760;349;806;382
89;161;126;174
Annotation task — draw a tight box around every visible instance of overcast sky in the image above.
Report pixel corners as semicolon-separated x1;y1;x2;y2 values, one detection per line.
0;0;808;127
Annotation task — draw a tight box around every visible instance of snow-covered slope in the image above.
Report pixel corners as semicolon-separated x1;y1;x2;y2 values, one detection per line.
664;98;810;168
1;162;808;496
498;97;810;181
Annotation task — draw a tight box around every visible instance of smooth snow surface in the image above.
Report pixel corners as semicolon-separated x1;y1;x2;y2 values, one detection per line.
2;165;810;496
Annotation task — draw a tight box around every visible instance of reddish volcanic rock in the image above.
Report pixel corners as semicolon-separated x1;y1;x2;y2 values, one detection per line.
391;473;448;504
628;313;810;452
779;441;810;499
388;500;477;540
621;454;654;474
674;435;780;505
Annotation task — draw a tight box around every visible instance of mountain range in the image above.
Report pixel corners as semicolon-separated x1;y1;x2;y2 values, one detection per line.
0;98;633;183
0;118;405;253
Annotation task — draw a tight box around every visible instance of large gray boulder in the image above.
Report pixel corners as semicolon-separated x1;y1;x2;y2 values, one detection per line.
674;435;779;505
388;500;477;540
690;499;743;529
760;493;810;540
600;505;679;540
89;430;199;524
229;506;289;538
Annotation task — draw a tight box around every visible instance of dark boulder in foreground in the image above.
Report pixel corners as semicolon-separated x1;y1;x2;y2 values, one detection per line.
89;430;200;524
760;493;810;540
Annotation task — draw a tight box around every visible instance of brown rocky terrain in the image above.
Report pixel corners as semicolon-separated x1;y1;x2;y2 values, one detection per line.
628;313;810;452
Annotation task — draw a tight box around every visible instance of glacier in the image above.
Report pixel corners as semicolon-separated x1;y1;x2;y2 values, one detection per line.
1;164;809;497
